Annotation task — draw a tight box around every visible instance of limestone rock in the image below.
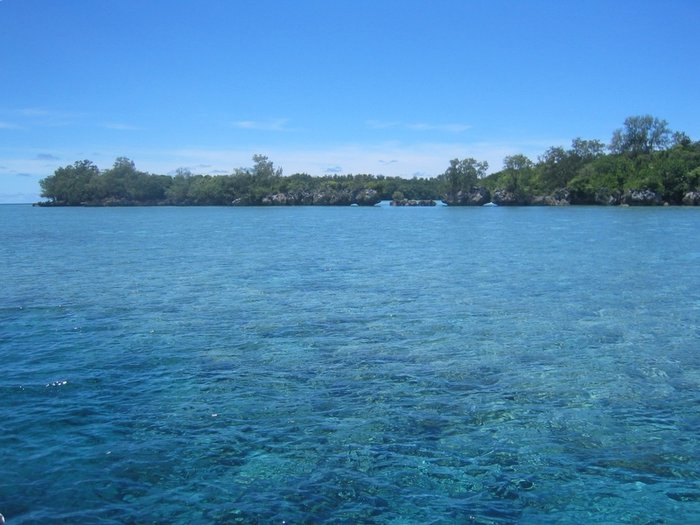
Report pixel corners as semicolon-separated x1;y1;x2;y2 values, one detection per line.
491;189;532;206
682;191;700;205
443;187;491;206
353;189;381;206
621;189;662;206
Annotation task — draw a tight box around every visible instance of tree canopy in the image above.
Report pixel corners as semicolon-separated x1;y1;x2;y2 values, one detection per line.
439;158;489;202
37;116;700;207
609;115;671;156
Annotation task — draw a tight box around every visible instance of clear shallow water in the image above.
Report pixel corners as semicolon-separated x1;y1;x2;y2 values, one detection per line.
1;204;699;524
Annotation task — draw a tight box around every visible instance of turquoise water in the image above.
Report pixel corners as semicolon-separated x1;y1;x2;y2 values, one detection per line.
1;204;699;524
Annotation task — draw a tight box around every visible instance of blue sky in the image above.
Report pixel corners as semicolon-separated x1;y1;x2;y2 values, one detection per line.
1;0;699;202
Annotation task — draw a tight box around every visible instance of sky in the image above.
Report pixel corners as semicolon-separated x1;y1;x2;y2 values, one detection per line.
1;0;699;202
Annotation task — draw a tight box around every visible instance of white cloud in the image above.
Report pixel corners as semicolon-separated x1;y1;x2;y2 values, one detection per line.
103;122;142;131
231;118;291;131
366;120;472;133
366;120;401;129
0;192;41;204
16;107;85;127
8;107;145;131
18;108;53;117
406;123;472;133
0;156;47;203
155;139;560;177
0;136;570;203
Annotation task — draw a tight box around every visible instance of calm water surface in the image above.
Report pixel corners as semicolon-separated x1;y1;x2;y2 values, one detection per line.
1;205;699;524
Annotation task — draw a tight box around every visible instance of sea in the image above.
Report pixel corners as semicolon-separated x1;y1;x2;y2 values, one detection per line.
1;203;699;524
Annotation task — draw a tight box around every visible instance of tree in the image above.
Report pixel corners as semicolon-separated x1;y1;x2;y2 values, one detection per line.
671;131;692;148
440;157;488;200
609;115;671;156
251;154;282;179
502;154;534;193
533;138;606;192
100;157;139;200
39;160;99;204
536;146;571;191
567;154;634;204
570;138;605;160
392;190;405;201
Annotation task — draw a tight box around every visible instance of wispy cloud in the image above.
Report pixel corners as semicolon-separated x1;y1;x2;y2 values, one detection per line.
366;120;401;130
231;118;291;131
0;192;42;204
35;153;60;160
0;137;567;201
103;122;142;131
158;140;547;178
15;107;85;127
406;123;472;133
18;108;53;117
366;120;471;133
6;107;146;132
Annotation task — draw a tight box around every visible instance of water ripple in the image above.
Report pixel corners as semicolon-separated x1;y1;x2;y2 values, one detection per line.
1;205;699;523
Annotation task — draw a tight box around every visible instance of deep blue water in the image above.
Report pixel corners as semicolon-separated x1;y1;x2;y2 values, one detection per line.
1;204;699;524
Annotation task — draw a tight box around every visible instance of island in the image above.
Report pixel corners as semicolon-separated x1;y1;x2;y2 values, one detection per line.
37;116;700;207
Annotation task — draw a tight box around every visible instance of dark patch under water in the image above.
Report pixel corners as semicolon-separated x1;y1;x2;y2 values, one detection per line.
1;205;699;523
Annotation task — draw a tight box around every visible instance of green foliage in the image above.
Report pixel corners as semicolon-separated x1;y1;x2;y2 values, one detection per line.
501;154;534;194
185;175;228;205
251;154;283;179
36;118;700;207
567;154;634;203
534;146;570;191
39;160;100;205
570;137;606;160
672;131;692;148
392;190;405;201
646;143;700;201
165;171;193;204
439;158;488;200
482;154;534;198
532;137;605;192
609;115;671;156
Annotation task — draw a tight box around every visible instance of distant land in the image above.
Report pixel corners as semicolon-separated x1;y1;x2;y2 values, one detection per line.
37;116;700;207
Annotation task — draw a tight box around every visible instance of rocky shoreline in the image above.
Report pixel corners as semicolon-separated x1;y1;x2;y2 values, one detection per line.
34;183;700;208
258;188;380;206
442;187;700;206
390;199;437;206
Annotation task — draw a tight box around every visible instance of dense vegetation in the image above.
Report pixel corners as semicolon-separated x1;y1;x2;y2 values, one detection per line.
38;116;700;206
38;155;437;207
479;116;700;206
